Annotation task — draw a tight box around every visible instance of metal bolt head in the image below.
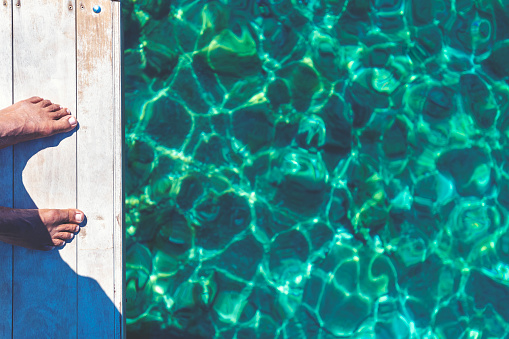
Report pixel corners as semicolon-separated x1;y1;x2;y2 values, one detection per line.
93;5;101;13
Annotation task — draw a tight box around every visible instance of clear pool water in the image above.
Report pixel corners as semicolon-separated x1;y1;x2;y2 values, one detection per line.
124;0;509;337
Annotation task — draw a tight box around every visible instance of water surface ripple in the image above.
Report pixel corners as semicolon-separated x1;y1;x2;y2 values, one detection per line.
124;0;509;337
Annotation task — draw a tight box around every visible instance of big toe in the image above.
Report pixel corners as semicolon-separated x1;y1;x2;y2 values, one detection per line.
52;115;78;134
67;209;85;224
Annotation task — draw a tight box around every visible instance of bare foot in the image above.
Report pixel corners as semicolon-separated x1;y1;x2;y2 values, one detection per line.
0;96;77;149
0;207;84;250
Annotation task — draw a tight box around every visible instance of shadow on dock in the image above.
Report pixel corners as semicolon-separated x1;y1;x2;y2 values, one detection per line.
0;128;122;338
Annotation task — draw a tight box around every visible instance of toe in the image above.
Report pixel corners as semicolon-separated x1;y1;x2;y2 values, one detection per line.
40;99;52;108
56;232;74;241
57;223;80;233
40;208;84;226
46;104;61;112
27;96;43;103
52;239;66;247
51;107;71;119
53;115;78;133
67;209;85;224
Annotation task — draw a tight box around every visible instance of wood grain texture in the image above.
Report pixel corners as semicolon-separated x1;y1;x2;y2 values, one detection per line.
0;1;13;337
76;0;117;337
0;1;123;337
12;1;77;337
112;1;126;338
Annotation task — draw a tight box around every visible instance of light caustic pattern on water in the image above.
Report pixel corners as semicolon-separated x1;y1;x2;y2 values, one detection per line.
124;0;509;337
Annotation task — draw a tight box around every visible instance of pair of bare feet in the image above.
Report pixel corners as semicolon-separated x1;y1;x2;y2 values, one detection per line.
0;96;84;251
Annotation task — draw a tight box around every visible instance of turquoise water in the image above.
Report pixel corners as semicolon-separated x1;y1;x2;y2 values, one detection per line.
124;0;509;337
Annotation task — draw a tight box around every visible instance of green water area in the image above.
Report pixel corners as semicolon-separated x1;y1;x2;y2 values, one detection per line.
124;0;509;337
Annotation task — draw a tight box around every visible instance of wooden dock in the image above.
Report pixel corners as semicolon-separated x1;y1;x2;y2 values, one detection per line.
0;0;124;337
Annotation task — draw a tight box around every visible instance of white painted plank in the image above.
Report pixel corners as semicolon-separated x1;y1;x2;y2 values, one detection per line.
76;0;118;337
12;1;77;337
0;1;13;337
112;1;126;338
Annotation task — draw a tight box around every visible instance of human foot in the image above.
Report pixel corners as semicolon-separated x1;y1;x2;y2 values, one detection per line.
0;96;77;149
0;207;84;250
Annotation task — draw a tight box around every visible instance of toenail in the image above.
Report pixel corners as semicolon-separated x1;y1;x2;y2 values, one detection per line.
76;212;83;223
75;225;80;232
69;116;77;126
66;109;71;114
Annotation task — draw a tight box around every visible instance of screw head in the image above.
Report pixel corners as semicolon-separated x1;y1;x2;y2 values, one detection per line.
93;5;101;13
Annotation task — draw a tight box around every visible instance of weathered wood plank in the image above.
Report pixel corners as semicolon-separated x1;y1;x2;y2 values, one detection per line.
112;2;125;337
0;1;13;337
76;0;119;337
12;1;77;337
